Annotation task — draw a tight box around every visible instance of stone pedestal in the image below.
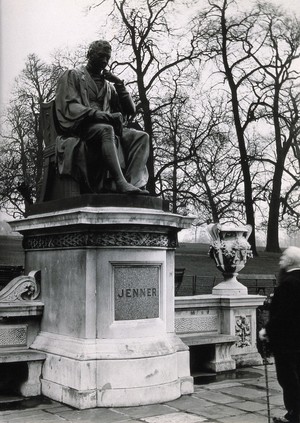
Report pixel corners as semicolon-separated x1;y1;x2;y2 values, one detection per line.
175;293;265;370
219;295;264;367
10;195;194;409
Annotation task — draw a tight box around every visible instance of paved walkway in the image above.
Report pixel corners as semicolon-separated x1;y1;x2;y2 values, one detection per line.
0;364;285;423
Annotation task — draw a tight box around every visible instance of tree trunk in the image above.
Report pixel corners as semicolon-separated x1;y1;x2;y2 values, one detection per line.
137;80;156;195
172;136;178;213
265;85;287;253
265;165;283;252
220;6;258;255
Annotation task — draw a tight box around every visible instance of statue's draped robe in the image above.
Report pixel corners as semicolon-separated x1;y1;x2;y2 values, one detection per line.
55;66;148;192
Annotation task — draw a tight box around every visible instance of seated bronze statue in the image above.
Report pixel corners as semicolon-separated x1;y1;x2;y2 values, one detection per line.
39;40;149;202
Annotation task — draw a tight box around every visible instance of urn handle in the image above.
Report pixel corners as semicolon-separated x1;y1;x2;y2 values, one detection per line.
206;223;220;242
244;224;252;241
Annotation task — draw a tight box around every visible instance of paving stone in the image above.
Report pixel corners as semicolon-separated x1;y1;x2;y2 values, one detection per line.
0;419;64;423
240;366;265;373
0;409;53;420
204;382;243;390
141;412;207;422
0;411;20;417
189;405;246;420
240;378;280;391
0;412;65;423
110;404;175;419
226;400;267;412
166;396;213;410
269;394;284;406
3;418;65;423
120;421;144;423
258;406;285;417
45;404;75;413
238;378;264;385
56;407;130;422
0;364;288;422
217;385;268;400
268;381;282;390
0;399;64;415
219;413;269;423
192;389;239;404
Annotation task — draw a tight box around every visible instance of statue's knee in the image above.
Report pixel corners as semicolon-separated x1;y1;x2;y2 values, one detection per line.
138;131;149;147
97;124;114;139
141;132;150;152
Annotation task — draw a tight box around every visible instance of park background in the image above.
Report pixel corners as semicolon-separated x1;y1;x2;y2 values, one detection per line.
1;0;300;253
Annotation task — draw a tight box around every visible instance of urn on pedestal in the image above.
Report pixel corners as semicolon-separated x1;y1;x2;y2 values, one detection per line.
207;223;253;295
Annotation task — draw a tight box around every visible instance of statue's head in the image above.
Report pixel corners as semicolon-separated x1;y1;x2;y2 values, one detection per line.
87;40;112;67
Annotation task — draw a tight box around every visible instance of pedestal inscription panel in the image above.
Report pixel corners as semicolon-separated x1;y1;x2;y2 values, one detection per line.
114;265;160;321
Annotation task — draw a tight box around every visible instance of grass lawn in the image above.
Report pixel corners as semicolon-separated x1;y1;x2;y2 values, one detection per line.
175;242;282;295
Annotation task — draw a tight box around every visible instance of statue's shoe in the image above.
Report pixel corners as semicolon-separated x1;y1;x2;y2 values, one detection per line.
139;187;150;195
116;181;142;194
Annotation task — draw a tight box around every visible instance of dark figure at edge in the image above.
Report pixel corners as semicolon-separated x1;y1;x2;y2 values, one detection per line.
260;246;300;423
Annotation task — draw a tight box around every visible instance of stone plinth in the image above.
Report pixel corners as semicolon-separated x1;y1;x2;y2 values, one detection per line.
219;295;265;367
212;278;248;296
175;294;265;370
10;196;194;409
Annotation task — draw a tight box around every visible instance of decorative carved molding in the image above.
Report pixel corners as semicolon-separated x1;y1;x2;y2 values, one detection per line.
0;325;27;347
175;315;218;334
235;314;251;348
23;231;177;249
0;270;41;303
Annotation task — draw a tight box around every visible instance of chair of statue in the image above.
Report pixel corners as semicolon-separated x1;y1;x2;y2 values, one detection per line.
38;101;81;202
38;101;126;202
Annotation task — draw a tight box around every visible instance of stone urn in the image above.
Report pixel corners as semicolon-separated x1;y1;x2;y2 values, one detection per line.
207;223;253;295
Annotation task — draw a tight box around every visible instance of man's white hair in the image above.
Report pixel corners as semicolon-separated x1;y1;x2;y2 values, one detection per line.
284;246;300;266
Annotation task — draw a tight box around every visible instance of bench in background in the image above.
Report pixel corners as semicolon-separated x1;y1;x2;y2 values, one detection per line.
238;274;277;295
175;272;277;296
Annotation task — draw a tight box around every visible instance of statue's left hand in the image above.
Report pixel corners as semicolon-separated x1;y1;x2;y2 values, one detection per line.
102;69;123;85
110;112;123;136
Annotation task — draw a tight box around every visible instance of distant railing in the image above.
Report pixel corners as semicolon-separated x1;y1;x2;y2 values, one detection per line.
175;272;277;297
175;274;218;296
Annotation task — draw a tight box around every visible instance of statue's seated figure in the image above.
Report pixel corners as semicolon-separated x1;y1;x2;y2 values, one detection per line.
39;40;149;202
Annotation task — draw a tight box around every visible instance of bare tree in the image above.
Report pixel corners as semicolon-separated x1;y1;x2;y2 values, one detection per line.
194;0;300;253
154;86;244;222
249;3;300;251
89;0;201;193
0;101;35;216
0;54;62;216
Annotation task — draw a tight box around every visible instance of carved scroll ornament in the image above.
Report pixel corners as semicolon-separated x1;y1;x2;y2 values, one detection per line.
0;270;41;303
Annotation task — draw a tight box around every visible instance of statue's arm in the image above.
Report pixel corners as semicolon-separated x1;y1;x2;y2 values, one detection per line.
113;82;136;116
55;70;93;132
55;70;114;132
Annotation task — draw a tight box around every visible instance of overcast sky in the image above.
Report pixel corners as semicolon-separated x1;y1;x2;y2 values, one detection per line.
0;0;300;223
1;0;300;109
0;0;107;108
